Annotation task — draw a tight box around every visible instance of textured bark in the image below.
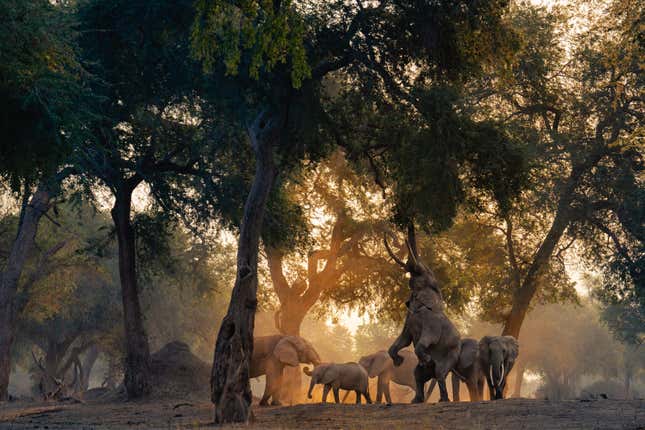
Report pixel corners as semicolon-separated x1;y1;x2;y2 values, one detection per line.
80;344;100;391
0;188;51;401
211;111;279;424
111;186;151;399
501;144;608;339
501;205;571;339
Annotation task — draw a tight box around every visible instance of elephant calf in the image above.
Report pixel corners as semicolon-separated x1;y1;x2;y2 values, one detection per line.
304;363;372;404
359;350;417;404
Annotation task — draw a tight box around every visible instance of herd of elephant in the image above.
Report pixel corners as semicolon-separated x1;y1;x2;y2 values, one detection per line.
248;232;519;406
251;333;518;405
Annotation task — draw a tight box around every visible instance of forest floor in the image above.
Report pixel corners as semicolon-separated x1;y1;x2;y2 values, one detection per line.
1;398;644;430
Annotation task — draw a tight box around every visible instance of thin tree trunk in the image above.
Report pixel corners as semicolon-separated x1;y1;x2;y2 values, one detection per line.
111;186;151;399
211;111;278;424
0;187;51;400
81;345;100;391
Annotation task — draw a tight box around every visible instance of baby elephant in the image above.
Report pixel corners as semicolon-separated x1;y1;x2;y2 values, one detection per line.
304;363;372;404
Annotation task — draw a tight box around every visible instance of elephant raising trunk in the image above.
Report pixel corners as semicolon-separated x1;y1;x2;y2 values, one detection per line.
479;336;519;400
385;224;461;403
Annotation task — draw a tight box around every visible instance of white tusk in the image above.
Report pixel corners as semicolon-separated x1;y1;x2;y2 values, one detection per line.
498;362;505;387
490;366;494;385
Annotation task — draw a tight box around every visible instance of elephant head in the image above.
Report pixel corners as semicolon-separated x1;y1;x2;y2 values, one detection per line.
384;225;444;311
274;336;321;367
479;335;519;399
358;351;392;378
303;363;337;398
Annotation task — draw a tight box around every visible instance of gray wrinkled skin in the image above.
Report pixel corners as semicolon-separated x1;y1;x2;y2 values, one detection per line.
385;235;461;403
479;335;519;400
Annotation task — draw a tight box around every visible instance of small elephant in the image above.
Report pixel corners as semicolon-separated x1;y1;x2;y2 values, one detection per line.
426;338;482;402
359;350;417;404
479;335;519;400
304;363;372;404
250;335;321;406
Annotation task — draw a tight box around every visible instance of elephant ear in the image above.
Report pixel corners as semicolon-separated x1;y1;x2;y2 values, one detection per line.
274;337;299;367
318;365;340;385
503;336;519;360
479;336;492;362
366;352;391;377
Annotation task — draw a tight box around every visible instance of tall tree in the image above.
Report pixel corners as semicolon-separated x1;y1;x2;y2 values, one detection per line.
192;0;517;422
0;0;88;400
460;1;643;339
76;0;241;398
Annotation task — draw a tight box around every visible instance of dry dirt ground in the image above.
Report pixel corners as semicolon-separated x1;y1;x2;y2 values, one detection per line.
1;398;644;430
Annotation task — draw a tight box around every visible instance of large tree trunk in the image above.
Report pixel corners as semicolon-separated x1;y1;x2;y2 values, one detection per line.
502;200;572;339
111;187;151;399
211;112;278;424
0;188;51;401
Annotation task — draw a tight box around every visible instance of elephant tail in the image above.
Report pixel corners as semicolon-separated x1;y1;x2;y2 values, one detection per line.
303;366;313;376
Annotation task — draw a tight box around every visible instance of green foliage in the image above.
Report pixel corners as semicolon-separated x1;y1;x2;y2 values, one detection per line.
0;0;90;189
192;0;310;87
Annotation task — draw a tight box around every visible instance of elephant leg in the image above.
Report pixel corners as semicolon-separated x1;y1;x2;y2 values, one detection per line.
364;388;372;404
260;371;278;406
383;381;392;405
451;372;461;402
437;379;450;402
425;379;436;402
388;327;412;366
466;377;480;402
270;371;284;406
485;368;495;400
333;387;340;404
477;376;485;401
355;390;361;404
413;365;430;403
322;384;331;403
376;382;383;404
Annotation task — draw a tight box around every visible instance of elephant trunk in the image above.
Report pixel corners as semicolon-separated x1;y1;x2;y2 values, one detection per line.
303;366;313;376
307;375;315;399
490;361;505;400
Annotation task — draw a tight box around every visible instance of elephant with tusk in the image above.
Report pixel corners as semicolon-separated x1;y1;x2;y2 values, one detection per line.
478;335;519;400
250;335;321;406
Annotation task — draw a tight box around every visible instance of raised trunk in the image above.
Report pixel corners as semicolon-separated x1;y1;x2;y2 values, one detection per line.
502;199;572;339
211;112;278;424
0;188;51;400
111;187;151;399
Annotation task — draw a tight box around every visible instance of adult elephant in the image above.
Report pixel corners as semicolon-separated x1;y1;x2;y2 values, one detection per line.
385;227;461;403
358;350;417;404
479;335;519;400
250;335;321;406
425;338;482;402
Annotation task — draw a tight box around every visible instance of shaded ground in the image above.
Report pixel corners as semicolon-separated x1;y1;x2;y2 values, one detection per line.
1;398;643;429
